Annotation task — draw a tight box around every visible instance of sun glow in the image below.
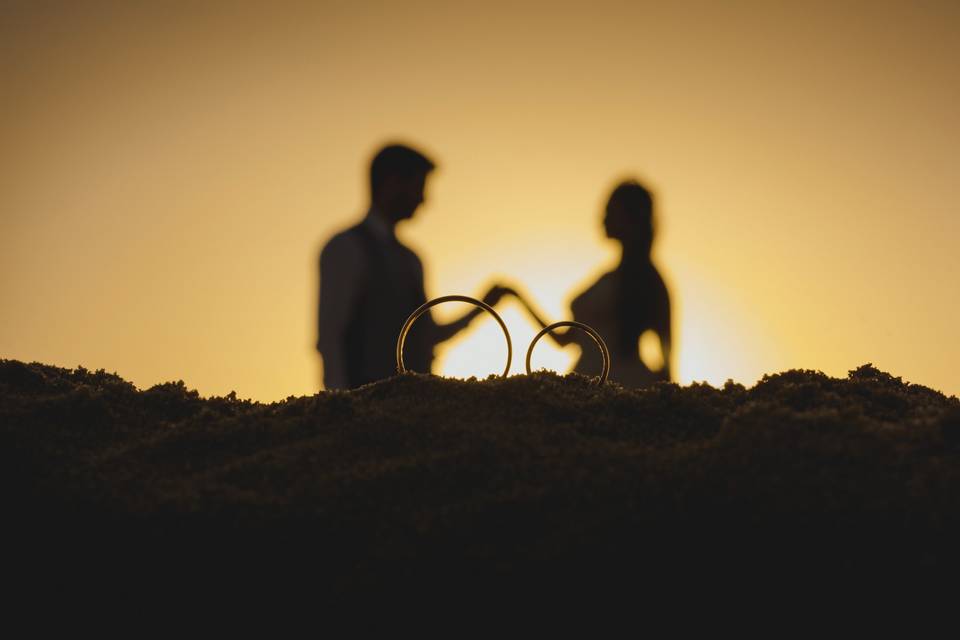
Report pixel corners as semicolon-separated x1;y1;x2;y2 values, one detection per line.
673;266;786;388
429;240;588;380
429;240;782;388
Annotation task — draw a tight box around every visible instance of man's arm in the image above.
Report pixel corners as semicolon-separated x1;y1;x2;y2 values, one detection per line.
403;251;508;347
429;284;510;344
317;234;364;390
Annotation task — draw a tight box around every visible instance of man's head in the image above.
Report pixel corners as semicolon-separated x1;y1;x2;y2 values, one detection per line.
369;143;436;223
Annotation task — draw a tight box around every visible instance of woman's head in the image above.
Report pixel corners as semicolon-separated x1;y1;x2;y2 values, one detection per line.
603;180;654;254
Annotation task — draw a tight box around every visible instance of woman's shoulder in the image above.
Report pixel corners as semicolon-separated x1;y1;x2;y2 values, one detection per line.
648;264;669;297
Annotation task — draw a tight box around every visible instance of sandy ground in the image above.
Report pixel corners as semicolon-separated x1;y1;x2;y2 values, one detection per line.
3;359;959;595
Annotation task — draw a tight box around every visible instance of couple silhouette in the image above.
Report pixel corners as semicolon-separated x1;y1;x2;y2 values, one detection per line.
317;143;671;390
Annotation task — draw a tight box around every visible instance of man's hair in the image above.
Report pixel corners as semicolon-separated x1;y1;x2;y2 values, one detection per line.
610;180;653;220
369;143;436;194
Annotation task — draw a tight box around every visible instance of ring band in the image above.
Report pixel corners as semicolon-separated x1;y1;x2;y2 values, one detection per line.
396;295;513;378
525;321;610;384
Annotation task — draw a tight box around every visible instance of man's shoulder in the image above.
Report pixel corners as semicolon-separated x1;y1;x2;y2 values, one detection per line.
394;240;424;276
395;239;422;261
323;223;365;249
321;223;369;258
319;224;371;276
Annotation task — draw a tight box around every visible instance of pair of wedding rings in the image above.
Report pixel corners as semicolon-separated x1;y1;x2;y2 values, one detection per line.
395;295;611;384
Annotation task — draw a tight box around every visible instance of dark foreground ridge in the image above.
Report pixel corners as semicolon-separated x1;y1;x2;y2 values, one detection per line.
3;359;959;593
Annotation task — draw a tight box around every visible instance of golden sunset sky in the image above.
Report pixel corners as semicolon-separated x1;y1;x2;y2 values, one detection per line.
2;0;958;399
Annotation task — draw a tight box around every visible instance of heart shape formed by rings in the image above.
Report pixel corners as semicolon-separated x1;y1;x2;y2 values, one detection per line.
396;295;609;384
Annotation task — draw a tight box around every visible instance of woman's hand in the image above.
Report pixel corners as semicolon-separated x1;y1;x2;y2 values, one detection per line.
481;284;514;307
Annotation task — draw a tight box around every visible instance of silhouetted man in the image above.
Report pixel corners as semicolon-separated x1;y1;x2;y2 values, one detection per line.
317;143;505;390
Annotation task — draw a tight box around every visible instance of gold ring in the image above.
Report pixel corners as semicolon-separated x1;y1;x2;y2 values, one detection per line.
396;295;513;378
526;321;610;384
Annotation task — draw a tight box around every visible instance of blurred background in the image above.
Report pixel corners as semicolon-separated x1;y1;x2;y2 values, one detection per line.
2;0;957;400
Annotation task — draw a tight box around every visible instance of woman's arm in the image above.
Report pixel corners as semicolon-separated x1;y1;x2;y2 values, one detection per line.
657;329;672;382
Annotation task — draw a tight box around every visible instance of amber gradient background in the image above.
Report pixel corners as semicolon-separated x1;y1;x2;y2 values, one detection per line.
2;1;957;399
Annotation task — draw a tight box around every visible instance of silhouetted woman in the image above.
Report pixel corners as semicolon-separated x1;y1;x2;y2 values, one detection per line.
511;180;672;386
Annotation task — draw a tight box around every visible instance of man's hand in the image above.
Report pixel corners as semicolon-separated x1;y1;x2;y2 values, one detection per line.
481;284;513;307
432;284;514;344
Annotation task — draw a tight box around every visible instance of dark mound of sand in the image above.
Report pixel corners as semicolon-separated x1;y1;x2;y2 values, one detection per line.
3;359;959;593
